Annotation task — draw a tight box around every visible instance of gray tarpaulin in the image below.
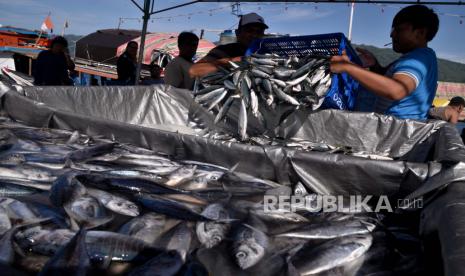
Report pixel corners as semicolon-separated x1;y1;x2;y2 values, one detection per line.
1;84;465;275
2;85;462;196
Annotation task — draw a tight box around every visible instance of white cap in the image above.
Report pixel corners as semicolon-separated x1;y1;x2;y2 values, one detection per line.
239;13;268;29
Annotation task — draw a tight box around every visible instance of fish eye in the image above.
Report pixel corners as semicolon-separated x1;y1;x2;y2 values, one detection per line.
236;252;247;259
129;205;138;209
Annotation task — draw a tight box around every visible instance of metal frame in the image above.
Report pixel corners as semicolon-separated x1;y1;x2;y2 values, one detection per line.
130;0;464;84
199;0;464;4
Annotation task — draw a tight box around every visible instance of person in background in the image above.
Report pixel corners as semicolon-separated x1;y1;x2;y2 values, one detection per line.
429;96;465;124
189;13;268;78
34;36;75;85
117;41;138;85
330;5;439;120
142;63;164;85
164;32;199;90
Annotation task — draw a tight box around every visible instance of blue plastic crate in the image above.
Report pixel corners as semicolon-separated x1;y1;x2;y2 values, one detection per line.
246;33;361;110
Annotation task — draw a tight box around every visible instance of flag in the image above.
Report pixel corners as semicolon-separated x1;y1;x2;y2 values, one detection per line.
41;15;54;33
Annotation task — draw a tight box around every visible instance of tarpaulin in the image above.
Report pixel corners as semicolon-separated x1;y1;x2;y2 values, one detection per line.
0;85;453;197
2;84;465;275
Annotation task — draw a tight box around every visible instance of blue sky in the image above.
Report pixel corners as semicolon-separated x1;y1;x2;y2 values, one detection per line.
1;0;465;63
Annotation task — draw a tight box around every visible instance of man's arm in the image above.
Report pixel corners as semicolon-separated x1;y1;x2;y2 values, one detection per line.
189;56;241;78
330;55;416;101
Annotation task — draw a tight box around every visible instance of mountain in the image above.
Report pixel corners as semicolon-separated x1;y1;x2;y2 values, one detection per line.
354;44;465;83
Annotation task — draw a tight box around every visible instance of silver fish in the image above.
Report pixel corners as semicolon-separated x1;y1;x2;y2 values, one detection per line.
276;219;375;239
86;188;139;217
238;98;248;141
309;67;327;85
233;224;269;270
224;80;236;90
165;222;192;262
286;71;310;86
214;96;237;124
85;231;156;262
196;88;226;104
119;213;171;245
165;165;197;186
64;196;113;228
271;84;300;106
207;89;228;111
291;234;373;275
196;203;231;248
250;89;259;117
251;69;270;79
127;250;183;276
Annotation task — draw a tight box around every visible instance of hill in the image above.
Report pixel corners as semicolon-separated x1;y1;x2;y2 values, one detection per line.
354;44;465;83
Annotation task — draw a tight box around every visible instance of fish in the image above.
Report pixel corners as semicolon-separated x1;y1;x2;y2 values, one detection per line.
275;219;376;239
63;196;113;228
164;222;192;262
86;188;139;217
0;180;45;197
309;67;327;85
85;230;162;263
49;172;87;208
0;197;38;222
196;88;226;104
66;143;115;162
291;234;373;275
76;174;186;196
127;250;183;276
207;89;228;111
238;98;248;140
232;223;269;270
38;228;89;276
250;207;309;223
19;228;76;256
196;203;231;248
135;193;211;221
119;213;171;245
271;84;300;106
0;218;51;265
165;165;197;187
0;206;11;235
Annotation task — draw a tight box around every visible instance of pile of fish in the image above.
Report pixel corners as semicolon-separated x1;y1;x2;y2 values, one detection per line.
0;117;423;275
193;54;333;140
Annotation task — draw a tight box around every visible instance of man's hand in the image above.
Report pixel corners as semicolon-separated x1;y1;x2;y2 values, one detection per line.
356;48;378;69
330;50;352;74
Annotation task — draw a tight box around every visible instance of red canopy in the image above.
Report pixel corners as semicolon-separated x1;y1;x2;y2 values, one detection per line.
116;32;216;65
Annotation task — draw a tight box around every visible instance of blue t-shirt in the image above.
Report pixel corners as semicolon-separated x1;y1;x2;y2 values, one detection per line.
374;47;438;120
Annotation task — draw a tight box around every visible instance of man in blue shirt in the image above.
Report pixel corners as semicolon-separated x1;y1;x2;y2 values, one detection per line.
330;5;439;120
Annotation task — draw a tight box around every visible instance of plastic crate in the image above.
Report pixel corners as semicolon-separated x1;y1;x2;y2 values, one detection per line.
246;33;361;110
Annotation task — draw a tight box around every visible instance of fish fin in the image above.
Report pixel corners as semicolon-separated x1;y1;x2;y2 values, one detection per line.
63;158;74;169
229;163;240;172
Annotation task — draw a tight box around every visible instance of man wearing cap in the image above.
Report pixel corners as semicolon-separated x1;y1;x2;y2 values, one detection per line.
189;12;268;78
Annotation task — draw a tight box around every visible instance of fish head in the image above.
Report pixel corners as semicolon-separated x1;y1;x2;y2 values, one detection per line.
107;199;140;217
196;221;229;248
69;196;104;219
234;240;266;269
